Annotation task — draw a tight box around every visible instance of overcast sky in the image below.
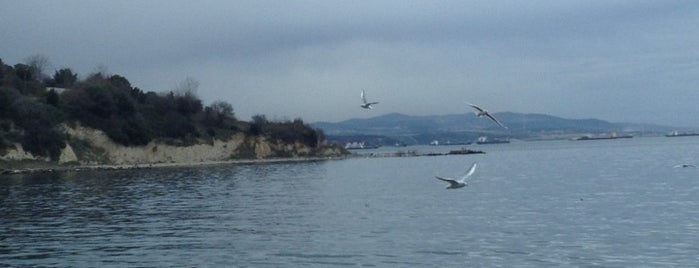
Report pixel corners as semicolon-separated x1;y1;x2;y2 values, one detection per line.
2;1;699;126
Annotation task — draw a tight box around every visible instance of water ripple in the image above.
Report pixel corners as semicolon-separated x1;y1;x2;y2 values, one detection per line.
2;139;699;266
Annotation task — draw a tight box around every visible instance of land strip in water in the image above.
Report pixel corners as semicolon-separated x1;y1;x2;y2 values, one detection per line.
1;148;484;175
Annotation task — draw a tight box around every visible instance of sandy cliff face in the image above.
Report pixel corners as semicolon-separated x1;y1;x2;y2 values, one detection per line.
58;144;78;164
63;125;248;164
1;124;345;165
0;144;41;161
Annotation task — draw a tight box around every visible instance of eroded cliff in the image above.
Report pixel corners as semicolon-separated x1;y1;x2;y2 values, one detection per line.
1;124;347;166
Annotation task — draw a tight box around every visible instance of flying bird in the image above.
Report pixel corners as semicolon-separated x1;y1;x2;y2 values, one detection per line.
467;102;507;129
435;162;477;189
360;90;379;109
674;164;696;168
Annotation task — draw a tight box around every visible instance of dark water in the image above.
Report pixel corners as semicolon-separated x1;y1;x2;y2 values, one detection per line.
2;137;699;267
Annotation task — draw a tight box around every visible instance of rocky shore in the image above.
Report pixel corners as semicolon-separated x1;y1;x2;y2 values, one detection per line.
0;147;485;175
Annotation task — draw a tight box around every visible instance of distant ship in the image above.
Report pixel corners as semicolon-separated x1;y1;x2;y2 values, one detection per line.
665;131;699;137
475;136;510;144
344;142;379;149
429;140;471;146
572;132;633;141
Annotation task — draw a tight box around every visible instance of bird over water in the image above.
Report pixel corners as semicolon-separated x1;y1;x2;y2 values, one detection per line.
436;162;478;189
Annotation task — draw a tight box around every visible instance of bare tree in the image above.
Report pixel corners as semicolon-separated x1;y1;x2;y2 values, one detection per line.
169;77;202;116
175;77;199;97
93;64;110;78
24;54;51;80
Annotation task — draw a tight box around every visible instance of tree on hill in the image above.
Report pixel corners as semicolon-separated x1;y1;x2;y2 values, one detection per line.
173;77;203;117
24;54;51;81
205;100;235;127
50;68;78;88
0;57;330;161
249;115;324;148
9;96;65;160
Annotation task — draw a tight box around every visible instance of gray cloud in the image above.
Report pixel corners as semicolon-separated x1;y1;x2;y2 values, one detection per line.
2;0;699;126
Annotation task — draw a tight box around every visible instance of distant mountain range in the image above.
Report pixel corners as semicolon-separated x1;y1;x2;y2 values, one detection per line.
312;112;692;146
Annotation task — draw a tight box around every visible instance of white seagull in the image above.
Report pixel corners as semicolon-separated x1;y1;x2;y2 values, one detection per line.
435;162;477;189
467;102;507;129
360;90;379;109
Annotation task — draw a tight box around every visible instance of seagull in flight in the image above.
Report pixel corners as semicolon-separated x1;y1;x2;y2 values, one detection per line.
674;164;696;168
435;162;477;189
360;90;379;109
467;102;507;129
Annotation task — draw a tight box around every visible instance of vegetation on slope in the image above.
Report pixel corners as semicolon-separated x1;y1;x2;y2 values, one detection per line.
0;55;329;161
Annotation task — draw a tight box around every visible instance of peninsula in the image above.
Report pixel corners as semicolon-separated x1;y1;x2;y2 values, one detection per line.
0;57;348;171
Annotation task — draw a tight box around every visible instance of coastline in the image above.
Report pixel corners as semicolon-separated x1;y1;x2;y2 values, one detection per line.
0;148;485;175
0;156;351;175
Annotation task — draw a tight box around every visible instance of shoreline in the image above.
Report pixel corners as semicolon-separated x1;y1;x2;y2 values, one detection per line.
0;156;351;175
1;149;484;176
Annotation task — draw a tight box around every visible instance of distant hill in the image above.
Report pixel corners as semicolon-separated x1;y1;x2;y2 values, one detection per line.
312;112;687;146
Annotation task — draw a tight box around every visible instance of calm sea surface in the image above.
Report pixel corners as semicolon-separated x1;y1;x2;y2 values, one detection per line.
2;137;699;267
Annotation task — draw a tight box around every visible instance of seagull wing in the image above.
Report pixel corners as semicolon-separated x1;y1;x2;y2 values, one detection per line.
459;162;477;182
467;103;485;113
361;90;368;104
485;112;508;129
435;176;460;187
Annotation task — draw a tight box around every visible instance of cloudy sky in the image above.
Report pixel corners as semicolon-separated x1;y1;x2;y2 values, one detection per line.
2;1;699;126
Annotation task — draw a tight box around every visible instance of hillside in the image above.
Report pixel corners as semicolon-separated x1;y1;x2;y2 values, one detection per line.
313;112;685;146
0;57;346;167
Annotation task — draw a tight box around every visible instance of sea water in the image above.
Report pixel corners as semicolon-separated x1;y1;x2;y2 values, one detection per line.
2;137;698;267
